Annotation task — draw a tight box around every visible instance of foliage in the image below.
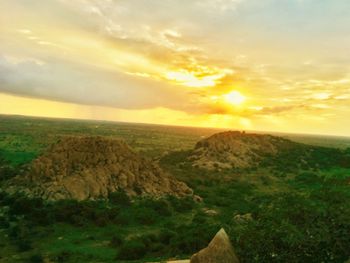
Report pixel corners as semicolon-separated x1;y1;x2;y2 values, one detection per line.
116;239;147;260
29;254;44;263
232;189;350;263
108;190;131;207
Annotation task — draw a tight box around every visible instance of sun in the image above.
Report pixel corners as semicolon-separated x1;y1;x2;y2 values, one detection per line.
224;91;246;105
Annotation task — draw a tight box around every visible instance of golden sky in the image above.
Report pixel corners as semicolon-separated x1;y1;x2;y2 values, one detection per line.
0;0;350;135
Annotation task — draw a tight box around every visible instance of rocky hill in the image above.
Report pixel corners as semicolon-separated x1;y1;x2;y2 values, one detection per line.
188;131;297;170
10;136;192;201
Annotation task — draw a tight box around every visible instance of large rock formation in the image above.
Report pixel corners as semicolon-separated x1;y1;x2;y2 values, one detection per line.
189;131;295;170
10;136;192;201
190;228;239;263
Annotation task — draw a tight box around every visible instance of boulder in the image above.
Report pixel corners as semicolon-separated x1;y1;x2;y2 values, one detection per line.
190;228;239;263
203;208;218;216
233;213;253;223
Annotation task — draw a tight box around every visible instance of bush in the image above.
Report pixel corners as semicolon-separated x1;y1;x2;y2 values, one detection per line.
295;172;320;184
138;233;159;248
141;198;173;217
192;211;207;224
158;228;176;245
8;223;31;240
16;239;32;252
116;240;147;260
10;196;44;215
0;216;9;229
29;254;44;263
106;207;120;221
113;211;132;225
108;191;131;207
55;251;71;262
93;211;110;227
0;165;17;181
134;207;157;225
110;235;124;247
50;200;94;226
167;196;195;212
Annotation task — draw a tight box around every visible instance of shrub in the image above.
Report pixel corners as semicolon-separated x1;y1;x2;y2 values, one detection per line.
110;235;124;247
113;211;132;225
141;198;173;217
94;216;109;227
16;239;32;252
0;216;9;229
167;196;195;212
295;172;320;184
8;225;19;239
138;233;158;248
10;196;44;215
0;165;17;181
50;200;94;226
116;240;147;260
29;254;44;263
158;228;176;245
55;250;71;262
107;207;120;221
192;211;207;224
108;191;131;207
134;207;157;225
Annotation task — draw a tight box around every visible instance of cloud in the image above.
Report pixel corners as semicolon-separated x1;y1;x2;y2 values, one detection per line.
206;103;305;117
0;55;188;110
196;0;244;11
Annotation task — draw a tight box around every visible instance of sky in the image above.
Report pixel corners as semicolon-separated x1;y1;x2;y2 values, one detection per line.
0;0;350;136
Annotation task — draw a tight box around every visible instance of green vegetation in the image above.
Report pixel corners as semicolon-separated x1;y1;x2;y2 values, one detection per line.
1;115;350;262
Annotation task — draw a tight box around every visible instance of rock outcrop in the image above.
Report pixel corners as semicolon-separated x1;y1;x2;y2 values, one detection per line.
10;136;192;201
233;213;253;224
189;131;295;170
190;228;239;263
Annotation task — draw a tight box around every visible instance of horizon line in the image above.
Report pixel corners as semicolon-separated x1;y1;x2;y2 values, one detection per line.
1;113;349;139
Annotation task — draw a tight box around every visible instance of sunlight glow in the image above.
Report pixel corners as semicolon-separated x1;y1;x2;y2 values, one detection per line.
165;70;222;87
224;91;246;105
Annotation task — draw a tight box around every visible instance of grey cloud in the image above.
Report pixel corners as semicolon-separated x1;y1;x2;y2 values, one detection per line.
0;55;188;110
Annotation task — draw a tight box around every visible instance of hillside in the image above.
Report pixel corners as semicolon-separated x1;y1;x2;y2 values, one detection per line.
8;136;192;200
187;131;350;171
188;131;297;170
